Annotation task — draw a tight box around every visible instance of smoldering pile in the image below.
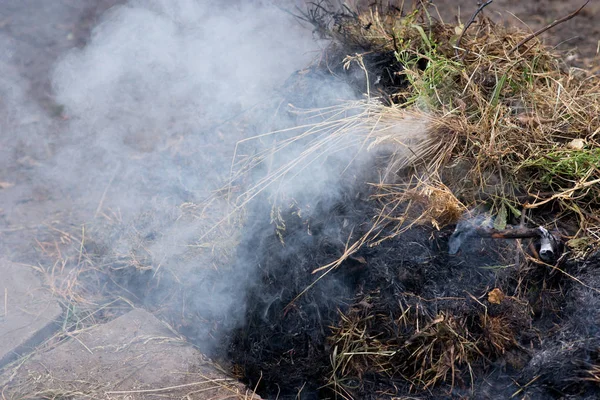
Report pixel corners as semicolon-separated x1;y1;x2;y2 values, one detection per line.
210;1;600;399
42;1;600;399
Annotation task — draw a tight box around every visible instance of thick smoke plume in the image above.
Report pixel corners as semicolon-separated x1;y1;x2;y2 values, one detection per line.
49;0;321;211
54;0;364;341
2;0;373;351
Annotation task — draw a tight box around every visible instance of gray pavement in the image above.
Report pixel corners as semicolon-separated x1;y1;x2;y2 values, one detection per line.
1;308;260;399
0;259;62;368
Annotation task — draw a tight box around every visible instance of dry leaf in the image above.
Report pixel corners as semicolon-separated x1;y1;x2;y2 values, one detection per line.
493;204;507;230
515;114;555;126
488;288;505;304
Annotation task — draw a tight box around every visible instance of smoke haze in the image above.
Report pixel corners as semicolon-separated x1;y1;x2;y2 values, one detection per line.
0;0;373;352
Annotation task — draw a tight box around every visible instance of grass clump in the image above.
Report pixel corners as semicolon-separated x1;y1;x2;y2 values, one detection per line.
298;1;600;245
327;292;531;397
520;147;600;193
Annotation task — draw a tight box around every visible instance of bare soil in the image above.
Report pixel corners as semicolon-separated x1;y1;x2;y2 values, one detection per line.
2;309;260;399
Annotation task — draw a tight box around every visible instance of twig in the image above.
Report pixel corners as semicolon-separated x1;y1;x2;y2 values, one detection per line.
511;375;541;398
508;1;590;56
473;226;544;239
251;371;262;400
67;332;94;354
525;177;600;209
78;224;85;266
95;169;117;218
455;0;494;59
341;3;358;18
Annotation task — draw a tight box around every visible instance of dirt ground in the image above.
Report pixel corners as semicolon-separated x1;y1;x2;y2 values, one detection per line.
2;308;262;399
0;0;125;263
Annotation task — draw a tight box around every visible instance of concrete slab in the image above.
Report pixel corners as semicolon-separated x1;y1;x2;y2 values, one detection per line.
1;308;260;399
0;259;62;368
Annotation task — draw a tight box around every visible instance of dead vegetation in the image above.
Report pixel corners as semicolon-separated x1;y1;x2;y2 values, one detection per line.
217;1;600;398
309;1;599;397
284;0;599;242
232;0;600;269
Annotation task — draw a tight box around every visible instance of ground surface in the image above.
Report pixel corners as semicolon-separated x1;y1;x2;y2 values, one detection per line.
1;308;260;399
0;0;598;398
0;260;62;368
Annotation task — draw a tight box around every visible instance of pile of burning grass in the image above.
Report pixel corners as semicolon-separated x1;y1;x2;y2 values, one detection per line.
303;1;600;397
217;1;600;399
233;0;600;254
46;2;598;398
21;2;600;400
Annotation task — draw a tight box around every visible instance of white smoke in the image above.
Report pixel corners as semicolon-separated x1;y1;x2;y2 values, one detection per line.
4;0;364;349
0;0;393;359
48;0;322;214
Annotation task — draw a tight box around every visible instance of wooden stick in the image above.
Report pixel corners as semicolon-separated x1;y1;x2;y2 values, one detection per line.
474;226;558;261
472;226;544;239
455;0;494;59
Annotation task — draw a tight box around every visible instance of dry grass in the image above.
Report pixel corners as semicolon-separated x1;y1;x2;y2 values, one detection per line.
3;373;261;400
230;2;600;252
370;177;466;243
327;295;528;395
583;363;600;384
220;1;600;283
293;2;600;243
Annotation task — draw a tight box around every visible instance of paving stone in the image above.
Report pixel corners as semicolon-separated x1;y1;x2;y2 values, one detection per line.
0;259;62;368
0;308;260;399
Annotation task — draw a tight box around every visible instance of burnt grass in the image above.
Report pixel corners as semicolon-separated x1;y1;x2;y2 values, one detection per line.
84;66;600;400
211;38;600;398
218;179;600;399
98;178;600;399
